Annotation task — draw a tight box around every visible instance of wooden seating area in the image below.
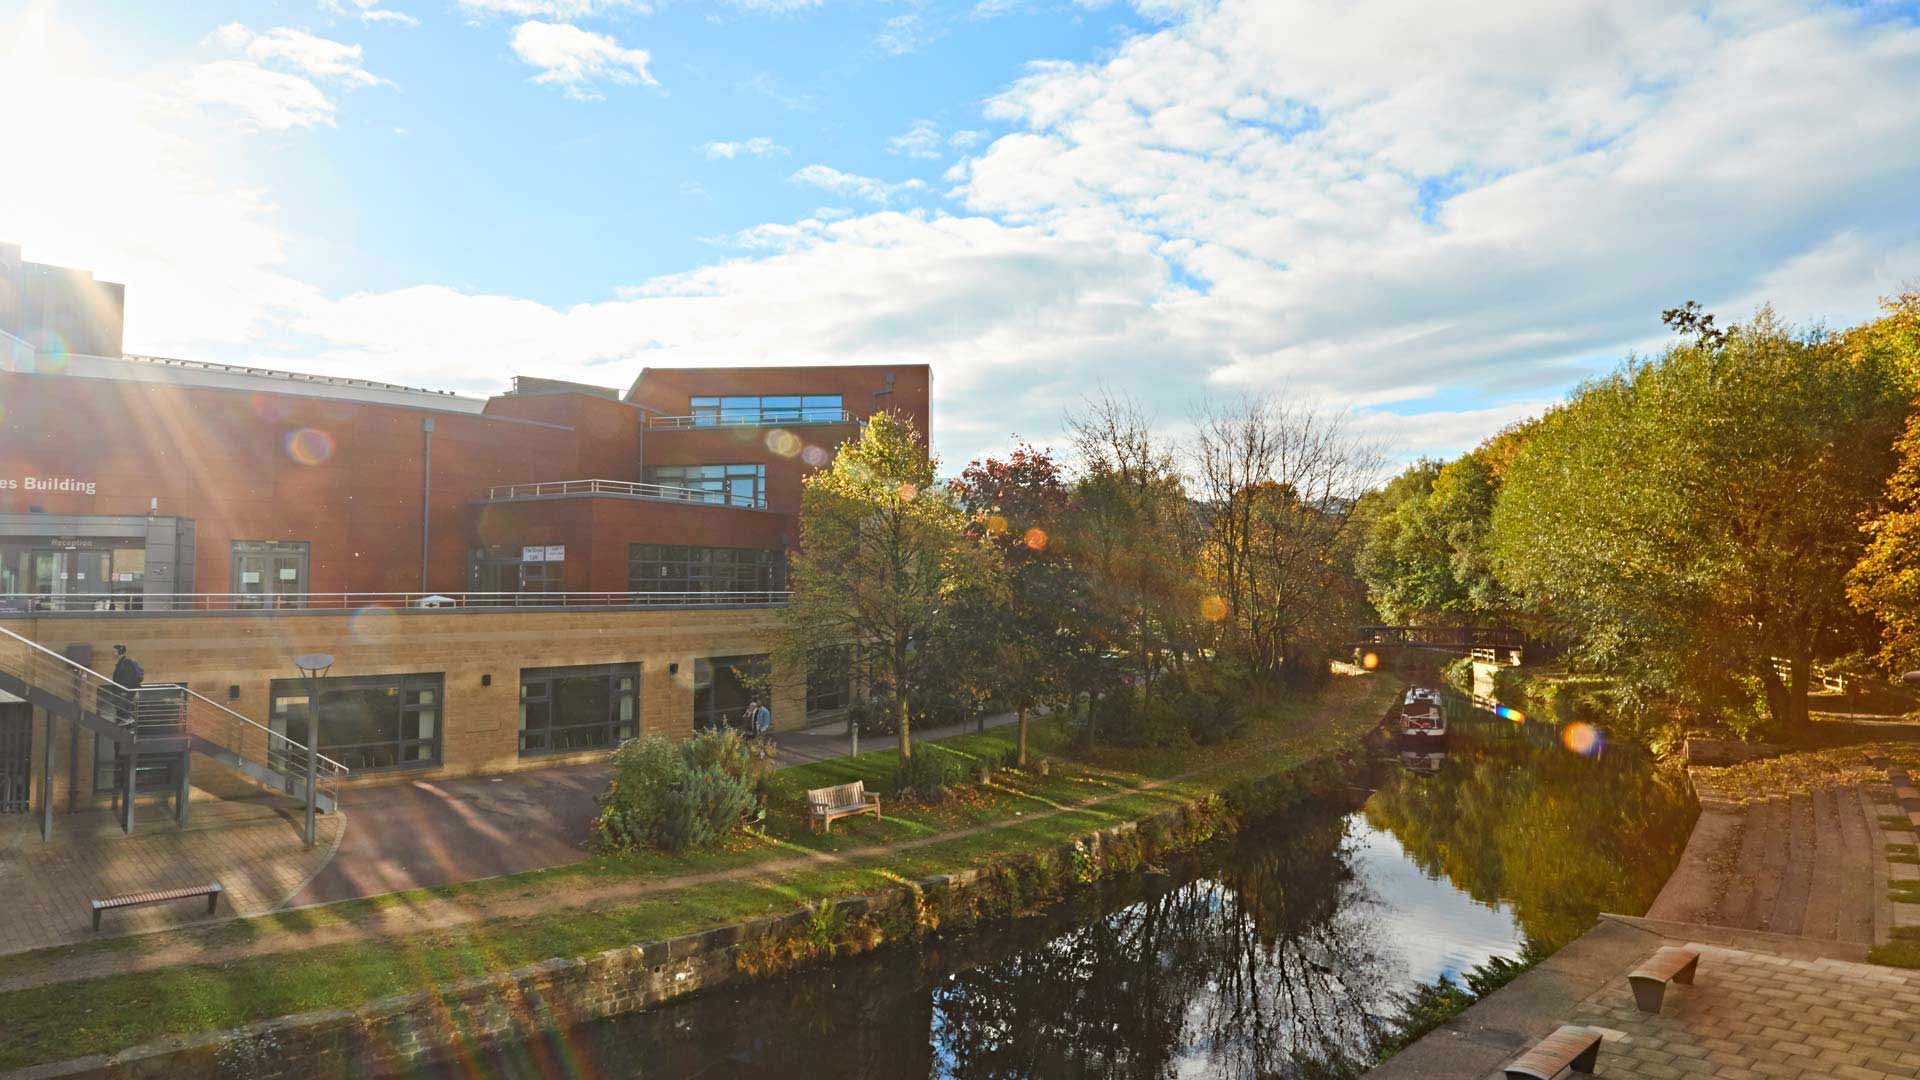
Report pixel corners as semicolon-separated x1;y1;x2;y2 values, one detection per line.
91;882;223;931
1628;946;1700;1013
1503;1025;1602;1079
806;781;881;833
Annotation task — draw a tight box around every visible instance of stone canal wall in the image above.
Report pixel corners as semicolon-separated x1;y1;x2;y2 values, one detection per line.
5;754;1364;1080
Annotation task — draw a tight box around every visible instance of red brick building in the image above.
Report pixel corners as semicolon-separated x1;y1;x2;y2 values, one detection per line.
0;248;929;828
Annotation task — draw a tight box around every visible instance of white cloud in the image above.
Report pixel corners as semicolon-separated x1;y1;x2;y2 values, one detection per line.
188;23;389;131
875;12;940;55
321;0;421;29
789;165;928;204
212;25;389;88
949;128;985;149
458;0;646;19
183;60;339;131
703;135;786;159
509;20;657;101
888;118;945;159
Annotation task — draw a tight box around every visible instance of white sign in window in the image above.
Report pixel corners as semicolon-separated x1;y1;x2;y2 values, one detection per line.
522;546;546;562
279;567;299;581
544;545;566;562
242;571;262;584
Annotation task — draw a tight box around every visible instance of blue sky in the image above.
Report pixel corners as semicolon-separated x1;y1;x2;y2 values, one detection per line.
5;0;1920;469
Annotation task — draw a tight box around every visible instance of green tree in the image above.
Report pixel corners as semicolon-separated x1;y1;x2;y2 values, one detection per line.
1492;307;1911;734
1845;294;1920;669
778;411;1003;761
952;445;1085;764
1354;460;1460;624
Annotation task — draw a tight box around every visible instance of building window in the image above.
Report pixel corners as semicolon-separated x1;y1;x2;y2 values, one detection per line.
627;544;785;594
693;655;770;732
643;463;767;508
469;544;567;596
269;673;442;773
806;645;853;720
687;394;844;427
519;664;639;756
232;540;309;605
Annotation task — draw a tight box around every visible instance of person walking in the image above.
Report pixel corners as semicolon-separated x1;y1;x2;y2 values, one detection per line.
743;698;772;740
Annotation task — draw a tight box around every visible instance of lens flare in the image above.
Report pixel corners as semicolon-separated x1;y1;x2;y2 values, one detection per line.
284;427;336;465
1361;651;1380;671
1562;721;1603;756
765;429;802;458
31;333;69;373
801;445;829;468
984;514;1009;535
1495;704;1527;723
249;392;291;422
1024;527;1049;551
1200;595;1229;622
896;482;918;501
349;605;398;642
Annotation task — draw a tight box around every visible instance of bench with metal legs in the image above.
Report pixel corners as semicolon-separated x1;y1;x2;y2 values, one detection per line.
91;882;223;931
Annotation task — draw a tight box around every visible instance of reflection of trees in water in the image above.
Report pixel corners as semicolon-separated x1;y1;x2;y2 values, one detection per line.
1363;721;1695;951
931;800;1394;1079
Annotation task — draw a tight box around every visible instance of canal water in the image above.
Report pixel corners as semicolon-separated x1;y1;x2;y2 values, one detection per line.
427;694;1695;1079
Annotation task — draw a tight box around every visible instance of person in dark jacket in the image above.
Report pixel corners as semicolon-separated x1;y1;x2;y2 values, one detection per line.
109;645;143;724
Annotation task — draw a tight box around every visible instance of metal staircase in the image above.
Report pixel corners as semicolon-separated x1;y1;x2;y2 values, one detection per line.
0;624;347;829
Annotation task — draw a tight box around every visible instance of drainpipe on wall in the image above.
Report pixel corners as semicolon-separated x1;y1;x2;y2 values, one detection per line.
420;416;434;593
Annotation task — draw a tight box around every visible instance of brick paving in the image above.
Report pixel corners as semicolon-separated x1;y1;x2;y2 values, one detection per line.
0;796;341;955
1498;937;1920;1080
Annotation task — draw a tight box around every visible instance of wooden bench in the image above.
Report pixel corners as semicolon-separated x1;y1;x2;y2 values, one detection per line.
807;781;881;833
91;883;223;931
1504;1025;1603;1079
1628;945;1700;1013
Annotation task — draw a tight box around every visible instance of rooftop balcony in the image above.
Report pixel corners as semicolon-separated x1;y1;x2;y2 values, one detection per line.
0;590;790;615
476;478;768;509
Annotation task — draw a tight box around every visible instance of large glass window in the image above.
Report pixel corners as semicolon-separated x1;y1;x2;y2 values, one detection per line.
469;544;566;597
519;663;639;755
269;673;442;773
643;463;767;508
686;394;844;427
693;655;770;732
232;540;309;606
628;544;785;593
806;645;853;720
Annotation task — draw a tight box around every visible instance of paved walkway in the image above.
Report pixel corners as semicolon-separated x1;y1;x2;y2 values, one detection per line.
1370;916;1920;1079
0;796;342;956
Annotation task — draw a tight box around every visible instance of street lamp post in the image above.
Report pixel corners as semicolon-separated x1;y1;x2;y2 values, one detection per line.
294;653;335;849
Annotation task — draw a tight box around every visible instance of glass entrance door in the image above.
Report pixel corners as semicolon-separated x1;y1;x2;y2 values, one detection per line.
28;549;113;608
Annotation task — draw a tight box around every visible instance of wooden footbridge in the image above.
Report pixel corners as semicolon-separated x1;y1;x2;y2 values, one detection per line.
1355;625;1526;663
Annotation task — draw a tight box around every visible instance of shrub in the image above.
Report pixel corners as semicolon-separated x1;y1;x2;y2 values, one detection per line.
890;746;967;797
595;730;765;853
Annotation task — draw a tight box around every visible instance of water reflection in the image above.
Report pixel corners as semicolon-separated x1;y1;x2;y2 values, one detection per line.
414;703;1692;1079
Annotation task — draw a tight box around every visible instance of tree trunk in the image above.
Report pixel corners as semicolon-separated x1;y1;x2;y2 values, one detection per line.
1788;652;1812;733
898;691;913;761
1017;704;1029;766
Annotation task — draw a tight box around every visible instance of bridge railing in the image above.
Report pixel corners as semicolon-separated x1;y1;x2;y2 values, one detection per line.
1356;625;1527;650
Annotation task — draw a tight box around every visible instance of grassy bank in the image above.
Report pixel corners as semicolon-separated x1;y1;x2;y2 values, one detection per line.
0;673;1396;1071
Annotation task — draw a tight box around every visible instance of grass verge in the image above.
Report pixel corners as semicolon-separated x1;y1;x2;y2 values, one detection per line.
0;674;1396;1070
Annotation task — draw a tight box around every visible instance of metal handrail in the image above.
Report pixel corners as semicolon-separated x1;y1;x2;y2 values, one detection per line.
156;683;349;778
482;478;767;508
0;622;138;723
0;590;791;613
646;409;857;430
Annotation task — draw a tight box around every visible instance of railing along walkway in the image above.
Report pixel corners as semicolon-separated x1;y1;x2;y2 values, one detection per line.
0;590;791;614
480;478;768;509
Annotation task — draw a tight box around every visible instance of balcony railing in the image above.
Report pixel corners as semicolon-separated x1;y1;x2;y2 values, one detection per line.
0;590;791;614
481;478;767;509
647;408;857;430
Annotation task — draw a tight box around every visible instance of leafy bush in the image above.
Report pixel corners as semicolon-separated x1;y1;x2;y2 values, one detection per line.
1092;668;1248;747
595;730;766;853
890;746;967;797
